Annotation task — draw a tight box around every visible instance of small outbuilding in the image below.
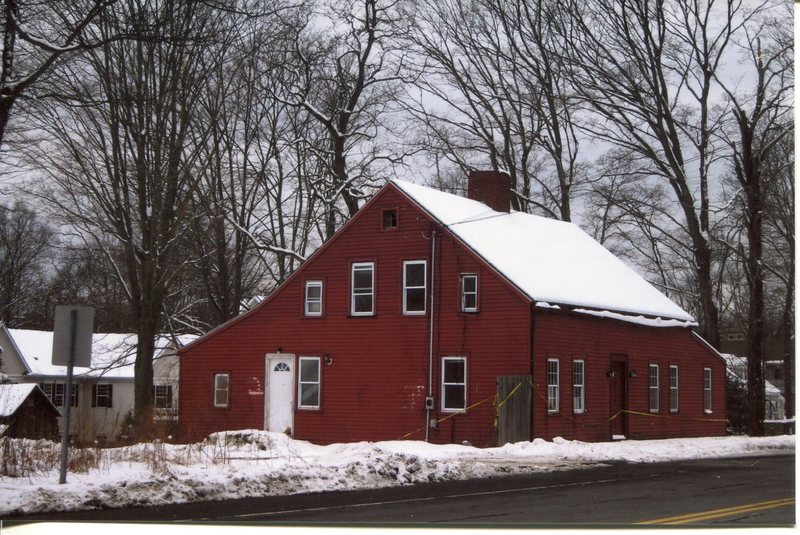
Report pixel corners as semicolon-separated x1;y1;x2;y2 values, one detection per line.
0;383;61;440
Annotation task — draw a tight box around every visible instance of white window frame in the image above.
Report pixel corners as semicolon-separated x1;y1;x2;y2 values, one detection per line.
441;356;467;412
351;262;375;316
304;280;323;316
572;359;585;414
154;384;173;409
403;260;427;315
298;356;321;410
703;367;713;413
669;365;679;413
649;364;659;412
547;358;560;413
460;274;478;313
214;373;230;408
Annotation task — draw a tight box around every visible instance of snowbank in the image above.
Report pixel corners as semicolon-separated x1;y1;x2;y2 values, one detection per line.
0;431;793;515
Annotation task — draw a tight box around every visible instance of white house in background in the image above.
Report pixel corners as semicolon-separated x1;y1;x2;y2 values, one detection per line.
723;353;786;421
0;323;196;443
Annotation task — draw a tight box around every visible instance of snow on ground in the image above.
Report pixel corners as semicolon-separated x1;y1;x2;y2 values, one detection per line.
0;431;793;515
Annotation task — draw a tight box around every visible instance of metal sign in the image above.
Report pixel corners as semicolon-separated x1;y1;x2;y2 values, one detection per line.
52;306;94;368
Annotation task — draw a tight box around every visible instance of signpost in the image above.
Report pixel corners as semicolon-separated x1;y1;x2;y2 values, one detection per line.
52;305;94;484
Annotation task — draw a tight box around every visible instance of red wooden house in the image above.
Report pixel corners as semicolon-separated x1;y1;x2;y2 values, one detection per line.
178;172;726;446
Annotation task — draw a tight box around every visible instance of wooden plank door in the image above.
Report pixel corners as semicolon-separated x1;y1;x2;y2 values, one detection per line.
496;375;532;446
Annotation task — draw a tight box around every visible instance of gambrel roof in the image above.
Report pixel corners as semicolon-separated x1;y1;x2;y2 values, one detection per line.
391;179;695;325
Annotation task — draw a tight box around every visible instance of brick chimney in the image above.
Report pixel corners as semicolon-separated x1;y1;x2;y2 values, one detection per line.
467;170;511;213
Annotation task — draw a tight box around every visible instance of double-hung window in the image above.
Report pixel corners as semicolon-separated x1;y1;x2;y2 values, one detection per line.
154;385;173;409
703;368;712;413
441;357;466;412
403;260;427;314
351;262;375;316
305;281;323;316
41;382;65;406
92;384;113;408
669;365;679;412
649;364;659;412
298;357;321;409
572;360;585;414
547;358;560;413
460;274;478;312
214;373;229;408
382;209;398;230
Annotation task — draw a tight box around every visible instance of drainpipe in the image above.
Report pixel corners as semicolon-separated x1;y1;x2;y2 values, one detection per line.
426;229;437;442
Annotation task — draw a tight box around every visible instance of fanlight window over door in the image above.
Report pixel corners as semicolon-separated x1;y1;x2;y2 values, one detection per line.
274;362;291;372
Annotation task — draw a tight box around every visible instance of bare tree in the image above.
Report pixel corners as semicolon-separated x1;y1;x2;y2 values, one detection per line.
713;10;793;434
761;127;794;421
272;0;406;239
0;0;116;148
24;0;232;436
558;0;771;346
403;0;583;220
0;201;54;325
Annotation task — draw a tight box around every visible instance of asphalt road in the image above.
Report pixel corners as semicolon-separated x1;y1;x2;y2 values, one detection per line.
3;454;795;526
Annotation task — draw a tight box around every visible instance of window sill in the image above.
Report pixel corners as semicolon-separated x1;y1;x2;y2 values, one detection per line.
704;410;713;414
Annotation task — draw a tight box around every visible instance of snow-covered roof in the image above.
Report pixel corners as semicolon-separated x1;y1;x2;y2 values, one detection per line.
0;384;39;417
391;180;695;324
722;354;783;395
7;328;197;379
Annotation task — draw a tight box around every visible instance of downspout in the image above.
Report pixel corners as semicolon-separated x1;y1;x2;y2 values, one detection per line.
426;229;437;442
530;302;537;441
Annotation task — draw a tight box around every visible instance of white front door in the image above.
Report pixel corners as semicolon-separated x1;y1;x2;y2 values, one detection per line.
266;354;295;434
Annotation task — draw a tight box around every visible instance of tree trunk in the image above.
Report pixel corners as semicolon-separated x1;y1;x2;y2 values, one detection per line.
780;250;794;421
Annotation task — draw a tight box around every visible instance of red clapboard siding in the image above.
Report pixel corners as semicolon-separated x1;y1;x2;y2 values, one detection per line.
179;184;532;447
179;180;727;447
531;311;727;442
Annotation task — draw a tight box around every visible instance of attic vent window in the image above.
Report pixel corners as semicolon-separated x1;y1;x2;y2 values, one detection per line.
382;209;398;230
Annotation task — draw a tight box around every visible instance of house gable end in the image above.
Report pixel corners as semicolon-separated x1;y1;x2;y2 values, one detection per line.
179;182;419;354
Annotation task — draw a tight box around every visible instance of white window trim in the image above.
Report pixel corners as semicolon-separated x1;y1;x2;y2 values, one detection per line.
547;358;560;413
649;364;659;413
351;262;375;316
304;280;323;316
154;384;173;409
441;356;467;412
214;373;230;408
461;274;478;313
403;260;427;315
573;359;585;414
703;367;713;414
669;365;679;413
298;356;321;410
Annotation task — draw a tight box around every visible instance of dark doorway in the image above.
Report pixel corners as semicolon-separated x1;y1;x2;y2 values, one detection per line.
610;359;627;438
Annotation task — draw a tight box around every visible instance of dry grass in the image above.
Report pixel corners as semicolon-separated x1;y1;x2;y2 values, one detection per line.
0;431;278;479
